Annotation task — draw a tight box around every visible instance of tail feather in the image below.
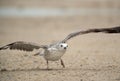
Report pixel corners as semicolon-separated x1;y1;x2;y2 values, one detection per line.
34;52;40;56
34;52;44;56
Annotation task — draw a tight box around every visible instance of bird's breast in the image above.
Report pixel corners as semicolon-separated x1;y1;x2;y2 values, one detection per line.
44;48;66;61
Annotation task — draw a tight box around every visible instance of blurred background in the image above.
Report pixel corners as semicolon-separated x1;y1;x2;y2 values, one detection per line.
0;0;120;44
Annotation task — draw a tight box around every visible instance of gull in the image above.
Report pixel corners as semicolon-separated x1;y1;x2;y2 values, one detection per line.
0;26;120;69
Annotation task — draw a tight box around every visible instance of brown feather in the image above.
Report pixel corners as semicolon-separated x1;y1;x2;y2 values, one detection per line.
0;41;47;51
61;26;120;43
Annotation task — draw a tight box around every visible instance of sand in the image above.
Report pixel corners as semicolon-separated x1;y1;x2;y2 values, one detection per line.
0;16;120;81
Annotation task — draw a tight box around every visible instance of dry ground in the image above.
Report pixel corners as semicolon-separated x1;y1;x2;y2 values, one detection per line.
0;16;120;81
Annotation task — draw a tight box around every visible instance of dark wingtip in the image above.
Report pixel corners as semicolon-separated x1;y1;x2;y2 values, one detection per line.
0;47;2;50
0;46;8;50
90;26;120;33
107;26;120;33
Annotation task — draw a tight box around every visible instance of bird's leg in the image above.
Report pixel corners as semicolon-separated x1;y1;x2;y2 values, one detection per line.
60;59;65;68
46;60;49;70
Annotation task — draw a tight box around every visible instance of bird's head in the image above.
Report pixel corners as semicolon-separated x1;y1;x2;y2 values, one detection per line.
58;43;68;50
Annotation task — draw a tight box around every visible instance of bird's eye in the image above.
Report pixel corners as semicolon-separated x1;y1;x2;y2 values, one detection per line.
60;45;63;47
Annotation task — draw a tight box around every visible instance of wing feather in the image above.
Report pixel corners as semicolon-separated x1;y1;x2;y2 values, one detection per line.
61;26;120;43
0;41;47;51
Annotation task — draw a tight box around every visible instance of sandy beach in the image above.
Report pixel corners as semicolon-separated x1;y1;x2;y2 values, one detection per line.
0;17;120;81
0;0;120;81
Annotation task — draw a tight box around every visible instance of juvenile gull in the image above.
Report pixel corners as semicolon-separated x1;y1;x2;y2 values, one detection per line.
0;26;120;69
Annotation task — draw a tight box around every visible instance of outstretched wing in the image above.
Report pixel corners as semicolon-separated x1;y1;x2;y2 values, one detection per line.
61;26;120;43
0;41;48;51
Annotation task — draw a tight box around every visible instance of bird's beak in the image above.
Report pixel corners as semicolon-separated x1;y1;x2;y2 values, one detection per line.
64;47;67;49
